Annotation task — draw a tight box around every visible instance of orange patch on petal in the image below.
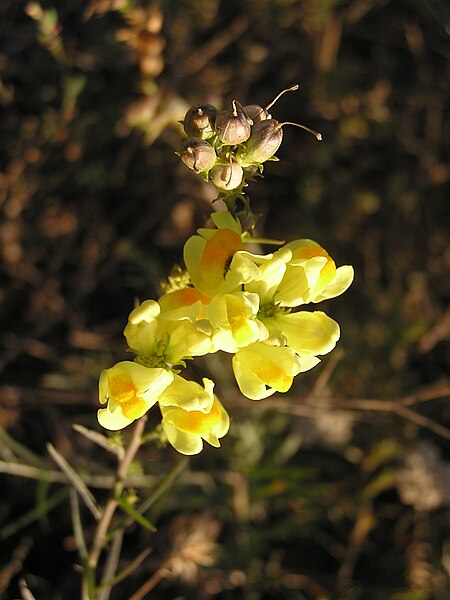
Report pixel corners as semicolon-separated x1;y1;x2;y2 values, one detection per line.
293;245;336;288
227;297;247;336
200;229;244;290
173;399;222;434
164;287;210;310
108;373;147;419
251;359;292;392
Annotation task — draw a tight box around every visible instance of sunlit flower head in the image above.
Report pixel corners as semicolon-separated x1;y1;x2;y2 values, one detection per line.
98;361;173;430
232;342;319;400
124;299;212;366
161;395;230;455
275;240;354;306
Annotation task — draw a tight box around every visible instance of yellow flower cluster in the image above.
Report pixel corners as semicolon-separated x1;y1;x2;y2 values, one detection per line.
98;211;353;454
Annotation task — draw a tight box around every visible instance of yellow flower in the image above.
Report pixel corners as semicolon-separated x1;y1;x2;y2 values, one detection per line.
275;240;354;306
262;310;341;356
124;299;212;365
159;374;215;413
98;361;174;430
183;216;273;298
161;396;230;455
244;247;293;304
184;227;250;296
206;291;268;352
232;342;319;400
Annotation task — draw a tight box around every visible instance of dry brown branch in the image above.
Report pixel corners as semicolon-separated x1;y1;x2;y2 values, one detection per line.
0;537;33;593
81;415;148;600
254;382;450;441
180;15;250;76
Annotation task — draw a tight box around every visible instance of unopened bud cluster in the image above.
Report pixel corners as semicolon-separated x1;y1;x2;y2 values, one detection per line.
178;86;322;198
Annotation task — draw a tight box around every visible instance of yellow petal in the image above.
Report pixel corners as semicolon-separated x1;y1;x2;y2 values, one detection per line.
161;420;204;455
232;343;303;400
313;265;354;302
166;398;222;435
158;375;215;412
272;311;340;356
200;229;244;288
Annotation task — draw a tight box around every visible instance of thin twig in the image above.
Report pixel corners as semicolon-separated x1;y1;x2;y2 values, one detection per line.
336;503;374;593
0;537;33;593
306;349;345;400
0;427;49;468
73;424;125;459
0;460;156;488
97;529;124;600
19;578;37;600
47;443;102;520
81;415;148;600
70;490;89;563
128;561;169;600
258;382;450;441
98;548;152;591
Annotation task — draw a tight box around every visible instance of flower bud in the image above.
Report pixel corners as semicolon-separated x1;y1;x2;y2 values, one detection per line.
209;160;244;191
180;137;217;173
215;100;253;145
182;104;218;140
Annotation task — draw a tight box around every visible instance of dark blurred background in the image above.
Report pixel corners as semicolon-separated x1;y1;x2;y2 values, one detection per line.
0;1;449;599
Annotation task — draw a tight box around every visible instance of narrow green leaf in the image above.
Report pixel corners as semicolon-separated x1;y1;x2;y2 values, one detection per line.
98;547;152;590
115;456;189;534
117;496;156;533
363;468;397;499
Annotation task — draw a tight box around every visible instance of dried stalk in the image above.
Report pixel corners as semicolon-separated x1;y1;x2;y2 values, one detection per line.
81;415;148;600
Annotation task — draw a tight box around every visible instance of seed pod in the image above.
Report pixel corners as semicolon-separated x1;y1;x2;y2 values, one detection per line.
182;104;218;140
209;160;244;191
242;104;272;123
237;118;322;167
180;137;217;173
215;100;253;145
236;119;283;166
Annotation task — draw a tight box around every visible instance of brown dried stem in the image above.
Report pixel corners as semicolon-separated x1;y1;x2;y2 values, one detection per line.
81;414;148;600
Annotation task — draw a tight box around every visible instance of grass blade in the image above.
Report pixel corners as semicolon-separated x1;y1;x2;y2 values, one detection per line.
47;443;101;520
